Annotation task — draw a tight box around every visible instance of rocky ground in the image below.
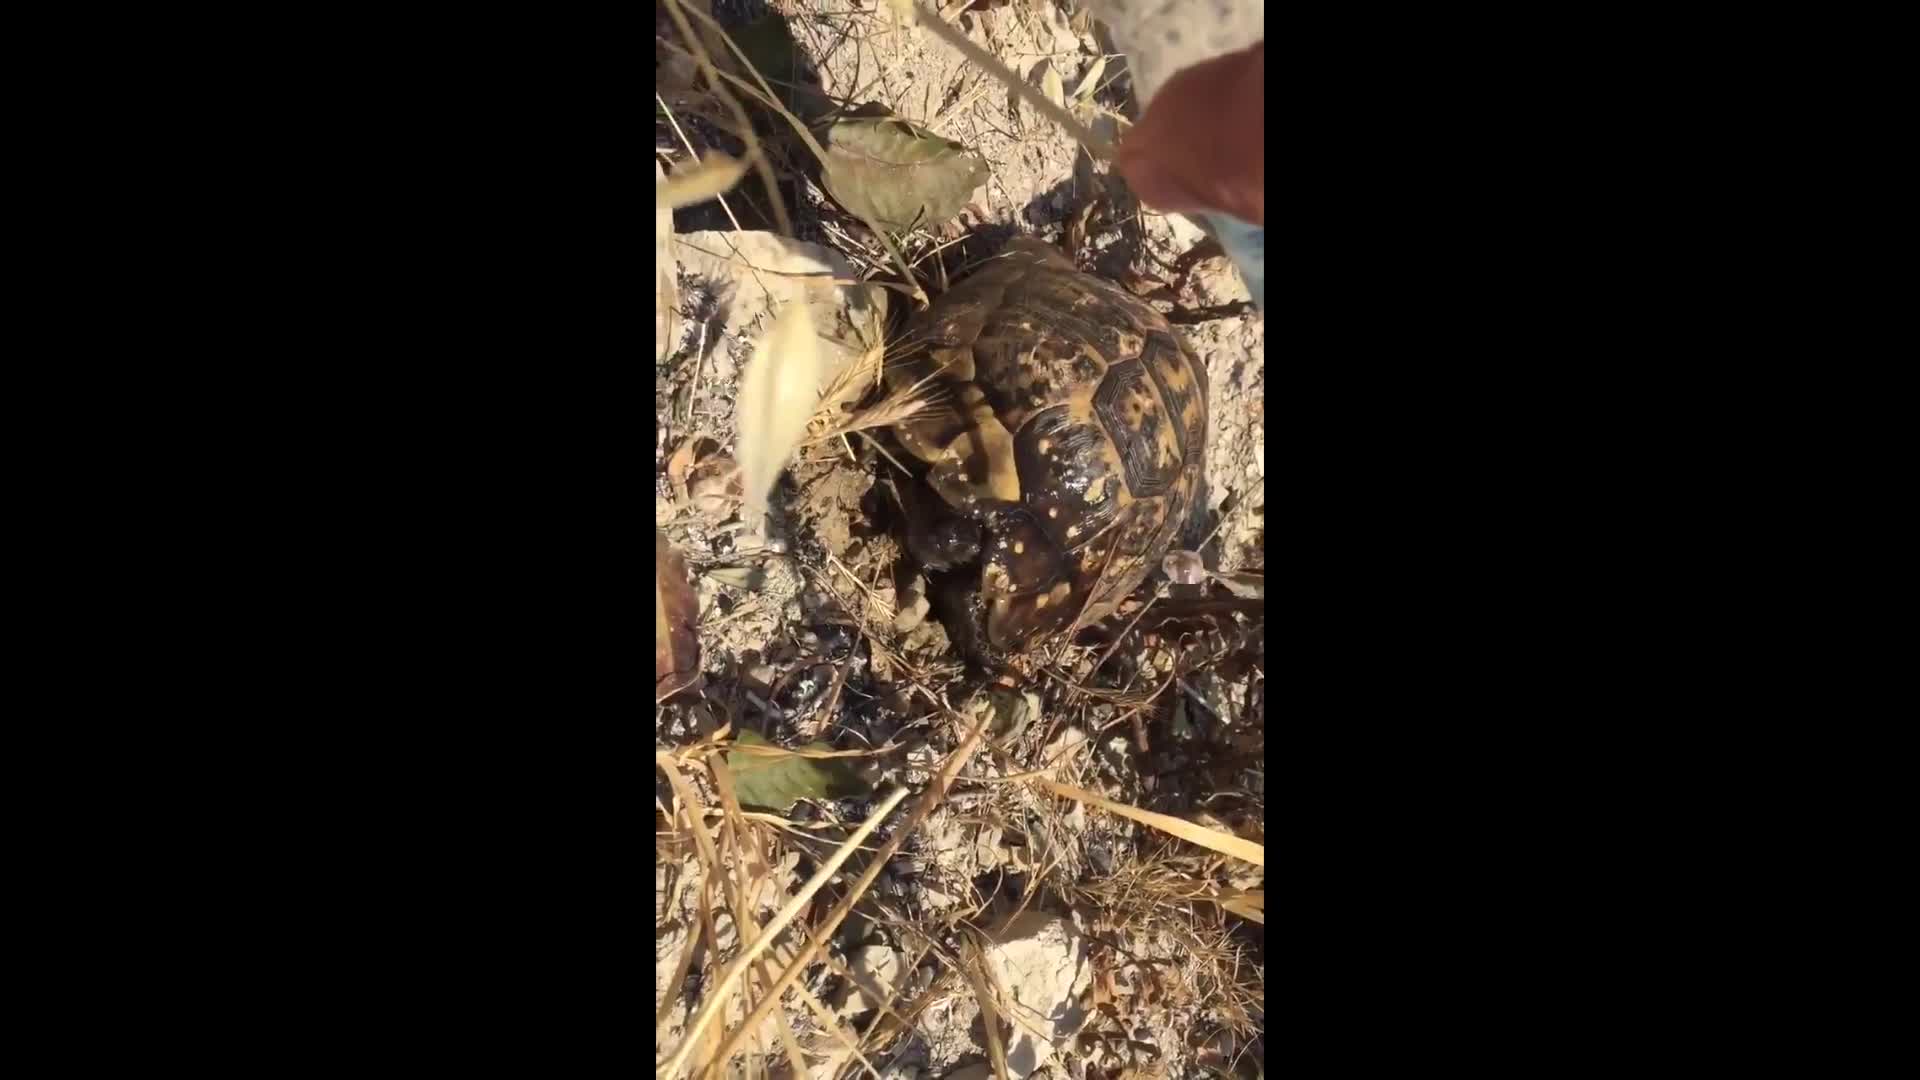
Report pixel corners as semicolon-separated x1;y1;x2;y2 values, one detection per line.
656;4;1263;1078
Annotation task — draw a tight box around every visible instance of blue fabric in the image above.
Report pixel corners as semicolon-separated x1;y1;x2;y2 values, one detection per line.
1202;212;1264;313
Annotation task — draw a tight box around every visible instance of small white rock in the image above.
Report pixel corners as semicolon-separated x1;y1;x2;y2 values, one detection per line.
979;913;1091;1079
836;944;908;1017
1162;549;1207;585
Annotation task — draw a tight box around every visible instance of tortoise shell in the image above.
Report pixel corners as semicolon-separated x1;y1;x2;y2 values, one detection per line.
887;239;1209;652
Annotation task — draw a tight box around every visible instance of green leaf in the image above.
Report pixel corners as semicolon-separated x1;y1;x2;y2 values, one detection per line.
726;730;872;811
818;114;989;232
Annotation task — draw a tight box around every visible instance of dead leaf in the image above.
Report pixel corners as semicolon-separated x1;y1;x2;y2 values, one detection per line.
736;300;824;524
726;730;872;810
1071;55;1107;104
657;152;750;212
1209;570;1264;599
666;437;716;503
656;533;702;700
818;115;989;233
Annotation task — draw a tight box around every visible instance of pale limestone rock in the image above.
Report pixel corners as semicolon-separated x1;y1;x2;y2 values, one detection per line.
980;912;1091;1078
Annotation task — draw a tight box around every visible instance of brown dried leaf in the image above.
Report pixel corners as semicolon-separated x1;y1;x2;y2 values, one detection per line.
818;115;989;232
736;300;824;524
656;533;702;700
666;438;703;503
1071;55;1108;104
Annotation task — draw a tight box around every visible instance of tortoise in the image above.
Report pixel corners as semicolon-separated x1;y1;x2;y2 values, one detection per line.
884;239;1209;655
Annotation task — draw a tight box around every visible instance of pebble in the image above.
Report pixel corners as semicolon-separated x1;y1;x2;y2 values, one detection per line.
1163;549;1207;584
979;913;1091;1078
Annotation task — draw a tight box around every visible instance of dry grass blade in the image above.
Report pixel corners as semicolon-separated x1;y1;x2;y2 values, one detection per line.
669;3;929;309
848;383;944;430
1218;889;1265;924
725;741;901;760
913;4;1112;160
960;937;1012;1080
1071;55;1108;104
736;300;824;524
693;879;727;1074
806;380;945;445
656;873;705;1038
1038;778;1265;868
657;160;679;364
657;755;726;899
659;0;792;237
656;782;911;1080
706;702;996;1073
655;757;730;1072
814;342;884;419
658;151;752;212
704;756;826;1080
809;345;959;445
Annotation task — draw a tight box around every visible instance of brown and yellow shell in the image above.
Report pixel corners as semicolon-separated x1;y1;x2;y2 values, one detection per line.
887;239;1209;652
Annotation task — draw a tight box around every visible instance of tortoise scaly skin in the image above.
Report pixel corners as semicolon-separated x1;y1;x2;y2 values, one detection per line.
887;239;1209;653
